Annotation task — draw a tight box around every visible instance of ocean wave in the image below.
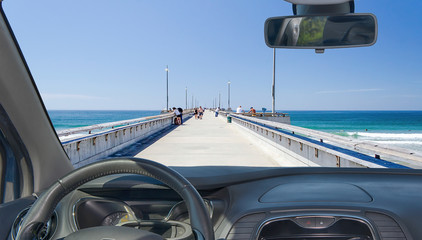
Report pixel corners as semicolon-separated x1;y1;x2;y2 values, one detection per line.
59;133;87;142
372;140;422;145
345;132;422;140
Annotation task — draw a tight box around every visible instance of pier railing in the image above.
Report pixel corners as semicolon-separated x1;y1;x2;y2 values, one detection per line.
237;112;289;117
214;110;291;124
60;111;192;167
221;111;422;168
57;113;174;137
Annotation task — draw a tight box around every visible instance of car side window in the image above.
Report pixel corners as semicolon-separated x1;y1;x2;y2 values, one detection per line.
0;105;32;204
0;129;20;202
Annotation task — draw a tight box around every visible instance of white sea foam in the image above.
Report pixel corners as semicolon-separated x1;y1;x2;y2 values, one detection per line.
346;132;422;140
59;133;87;142
372;141;422;145
343;131;422;153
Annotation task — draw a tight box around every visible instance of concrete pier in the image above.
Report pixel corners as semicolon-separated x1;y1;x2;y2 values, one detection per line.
62;110;421;169
135;111;305;167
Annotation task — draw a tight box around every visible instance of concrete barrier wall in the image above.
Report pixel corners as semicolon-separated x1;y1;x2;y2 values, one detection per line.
239;114;422;167
260;116;291;124
234;112;291;124
57;113;174;137
230;117;379;168
62;113;189;167
220;112;414;168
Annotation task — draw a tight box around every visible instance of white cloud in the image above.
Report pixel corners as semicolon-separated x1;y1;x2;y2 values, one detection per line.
316;88;384;94
41;93;105;100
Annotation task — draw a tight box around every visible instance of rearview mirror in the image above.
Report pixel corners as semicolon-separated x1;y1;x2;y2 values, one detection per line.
264;14;377;49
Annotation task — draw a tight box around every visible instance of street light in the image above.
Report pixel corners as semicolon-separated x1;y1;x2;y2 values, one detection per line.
165;65;169;111
185;87;187;109
227;81;231;111
272;48;276;114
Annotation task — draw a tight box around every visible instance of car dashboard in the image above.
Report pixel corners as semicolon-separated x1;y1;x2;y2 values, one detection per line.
9;167;422;240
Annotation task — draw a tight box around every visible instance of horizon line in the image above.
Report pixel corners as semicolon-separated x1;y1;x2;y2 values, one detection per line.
46;109;422;111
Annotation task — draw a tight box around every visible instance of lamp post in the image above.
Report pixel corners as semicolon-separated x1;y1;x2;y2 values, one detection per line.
185;87;187;109
219;92;221;109
228;81;231;111
165;65;169;111
272;48;276;115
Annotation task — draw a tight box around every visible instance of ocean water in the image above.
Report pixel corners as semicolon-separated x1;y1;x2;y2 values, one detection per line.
48;110;161;131
287;111;422;152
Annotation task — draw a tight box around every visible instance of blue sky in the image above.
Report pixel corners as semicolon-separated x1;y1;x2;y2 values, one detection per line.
3;0;422;111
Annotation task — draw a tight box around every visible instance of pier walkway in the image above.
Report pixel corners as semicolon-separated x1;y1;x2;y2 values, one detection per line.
134;111;304;167
63;110;422;169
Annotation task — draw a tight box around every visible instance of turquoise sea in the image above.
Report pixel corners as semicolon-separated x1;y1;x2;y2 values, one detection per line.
287;111;422;152
48;110;422;152
48;110;161;131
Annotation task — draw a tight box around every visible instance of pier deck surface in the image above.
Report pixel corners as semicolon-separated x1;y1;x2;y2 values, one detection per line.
135;111;289;167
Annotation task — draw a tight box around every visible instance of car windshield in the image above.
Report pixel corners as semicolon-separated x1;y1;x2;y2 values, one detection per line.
3;0;422;169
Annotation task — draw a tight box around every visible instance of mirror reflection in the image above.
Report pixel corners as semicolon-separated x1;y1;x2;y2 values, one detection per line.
265;14;377;49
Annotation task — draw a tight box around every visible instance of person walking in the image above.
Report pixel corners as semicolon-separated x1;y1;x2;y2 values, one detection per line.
194;108;198;119
198;106;204;120
177;107;184;124
215;107;220;117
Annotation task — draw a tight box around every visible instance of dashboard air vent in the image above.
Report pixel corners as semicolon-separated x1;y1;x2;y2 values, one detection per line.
227;213;266;240
11;207;57;240
257;216;374;240
366;212;406;240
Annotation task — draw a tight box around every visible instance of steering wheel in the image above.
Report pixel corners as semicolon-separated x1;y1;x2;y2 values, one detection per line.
16;158;215;240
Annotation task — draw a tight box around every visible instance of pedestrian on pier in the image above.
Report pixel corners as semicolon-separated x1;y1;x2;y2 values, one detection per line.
172;107;182;125
177;107;183;124
194;108;198;119
198;106;204;119
236;106;243;113
215;107;220;117
248;107;256;116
